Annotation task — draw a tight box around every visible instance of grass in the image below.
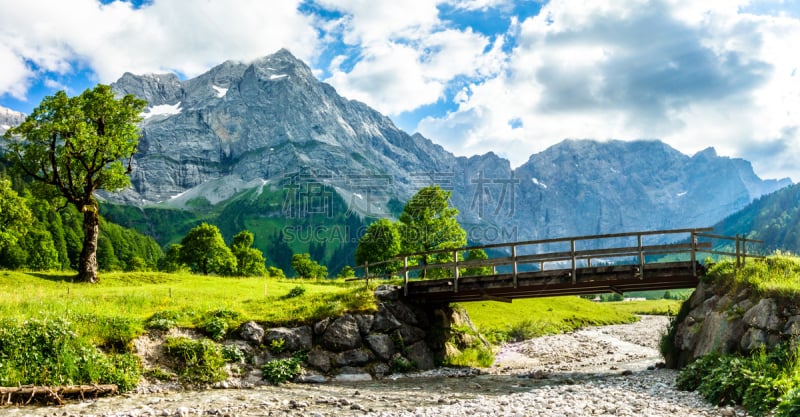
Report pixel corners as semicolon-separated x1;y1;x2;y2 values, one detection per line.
705;254;800;297
461;296;641;343
0;270;377;346
606;299;684;316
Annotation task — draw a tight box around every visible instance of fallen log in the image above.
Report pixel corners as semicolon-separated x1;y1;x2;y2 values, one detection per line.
1;384;118;405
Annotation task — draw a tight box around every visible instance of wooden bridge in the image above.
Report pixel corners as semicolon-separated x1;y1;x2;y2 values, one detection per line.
358;228;762;304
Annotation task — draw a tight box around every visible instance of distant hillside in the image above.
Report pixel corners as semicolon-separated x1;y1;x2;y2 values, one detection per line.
712;183;800;253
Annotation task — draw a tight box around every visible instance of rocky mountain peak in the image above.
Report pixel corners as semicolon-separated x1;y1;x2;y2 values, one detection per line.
0;105;26;135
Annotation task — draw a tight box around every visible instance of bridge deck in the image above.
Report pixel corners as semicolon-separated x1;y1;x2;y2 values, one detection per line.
404;261;702;303
357;227;761;305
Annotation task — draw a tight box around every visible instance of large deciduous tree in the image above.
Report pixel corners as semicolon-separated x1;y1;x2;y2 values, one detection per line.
0;179;32;251
355;218;401;275
398;185;467;278
231;230;267;277
179;223;236;276
2;85;146;282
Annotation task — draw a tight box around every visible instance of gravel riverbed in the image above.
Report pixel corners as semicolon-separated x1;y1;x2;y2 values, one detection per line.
3;316;736;417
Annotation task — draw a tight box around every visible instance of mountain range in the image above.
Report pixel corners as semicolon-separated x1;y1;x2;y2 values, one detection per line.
1;49;793;271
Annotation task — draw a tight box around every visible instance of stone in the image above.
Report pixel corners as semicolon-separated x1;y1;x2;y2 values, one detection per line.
386;302;421;325
354;314;375;336
238;321;265;344
314;317;330;335
335;348;375;367
369;362;391;379
405;341;435;370
689;295;718;321
740;328;767;352
691;311;725;358
364;333;395;361
322;314;362;352
306;346;334;373
374;284;401;301
784;315;800;336
333;372;372;382
296;373;327;384
371;306;402;332
264;326;312;351
742;298;781;331
397;324;426;345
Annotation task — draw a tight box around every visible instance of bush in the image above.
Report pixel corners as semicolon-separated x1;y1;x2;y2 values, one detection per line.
261;356;303;384
444;346;494;368
777;388;800;417
0;317;140;391
199;308;243;341
284;285;306;299
163;337;227;384
145;310;181;331
677;344;800;416
221;344;246;363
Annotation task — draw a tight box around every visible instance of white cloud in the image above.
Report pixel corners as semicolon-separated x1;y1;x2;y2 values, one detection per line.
0;0;319;98
417;0;800;181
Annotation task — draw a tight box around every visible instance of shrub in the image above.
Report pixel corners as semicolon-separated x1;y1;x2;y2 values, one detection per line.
0;317;140;391
145;310;181;331
163;337;227;384
284;285;306;299
261;357;303;384
269;338;286;354
199;308;243;341
389;355;414;373
777;388;800;417
444;346;494;368
221;344;246;363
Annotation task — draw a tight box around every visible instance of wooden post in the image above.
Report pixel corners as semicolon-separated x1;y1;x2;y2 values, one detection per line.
571;239;577;284
403;256;409;296
364;262;369;287
691;231;697;277
742;236;747;265
735;234;740;268
637;234;644;280
453;250;459;293
512;245;518;288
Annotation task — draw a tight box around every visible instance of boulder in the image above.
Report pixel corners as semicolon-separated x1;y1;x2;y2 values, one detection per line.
355;314;375;336
335;348;375;367
374;284;401;301
371;306;402;332
364;333;395;361
314;318;330;335
405;341;435;370
784;316;800;336
306;346;334;373
386;302;421;326
264;326;313;351
397;324;426;345
740;328;767;352
742;298;782;331
238;321;265;344
322;314;362;352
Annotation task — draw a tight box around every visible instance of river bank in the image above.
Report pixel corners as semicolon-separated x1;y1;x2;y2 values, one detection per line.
3;316;734;417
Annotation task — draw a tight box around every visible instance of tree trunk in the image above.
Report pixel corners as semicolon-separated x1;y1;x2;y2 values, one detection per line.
77;204;100;283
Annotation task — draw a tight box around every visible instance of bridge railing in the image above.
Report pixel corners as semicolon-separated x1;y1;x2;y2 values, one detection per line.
352;228;763;295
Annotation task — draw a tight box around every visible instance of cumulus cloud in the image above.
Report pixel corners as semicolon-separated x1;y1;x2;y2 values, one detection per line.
417;0;800;180
0;0;319;98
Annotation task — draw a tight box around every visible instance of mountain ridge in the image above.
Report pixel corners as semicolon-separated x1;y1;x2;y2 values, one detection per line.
2;50;792;255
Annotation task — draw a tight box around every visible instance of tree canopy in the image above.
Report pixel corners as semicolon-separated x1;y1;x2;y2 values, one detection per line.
355;218;401;275
179;223;236;276
0;179;32;251
231;230;267;276
2;85;146;282
291;253;328;278
398;185;466;277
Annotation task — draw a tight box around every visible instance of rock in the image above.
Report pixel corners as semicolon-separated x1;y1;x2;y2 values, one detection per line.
397;324;426;345
322;314;362;352
314;317;330;335
740;328;767;351
296;372;327;384
371;305;402;332
364;333;395;361
335;348;375;367
689;295;719;321
333;370;373;382
306;346;334;373
264;326;312;351
355;314;375;336
742;298;781;331
238;321;265;344
386;302;421;325
369;362;391;378
784;315;800;336
405;341;435;370
374;284;401;301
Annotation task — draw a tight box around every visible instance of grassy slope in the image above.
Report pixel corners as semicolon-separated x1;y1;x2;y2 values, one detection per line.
461;296;667;342
0;271;376;344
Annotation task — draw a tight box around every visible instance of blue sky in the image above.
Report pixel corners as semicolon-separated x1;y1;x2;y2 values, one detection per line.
1;0;800;181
